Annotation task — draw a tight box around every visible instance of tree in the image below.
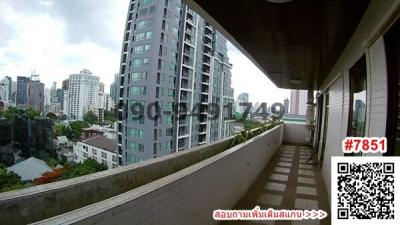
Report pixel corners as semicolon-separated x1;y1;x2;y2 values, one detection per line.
0;164;26;193
68;121;89;140
104;110;117;123
83;111;98;125
59;158;107;180
25;108;40;119
46;112;57;120
54;124;67;137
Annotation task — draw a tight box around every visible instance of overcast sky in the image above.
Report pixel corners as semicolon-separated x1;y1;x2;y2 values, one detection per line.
0;0;290;104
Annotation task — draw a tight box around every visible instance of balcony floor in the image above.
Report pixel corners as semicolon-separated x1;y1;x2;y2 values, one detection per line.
222;144;331;225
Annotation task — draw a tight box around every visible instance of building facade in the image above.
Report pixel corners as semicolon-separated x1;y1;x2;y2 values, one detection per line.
66;69;100;120
290;89;307;115
117;0;234;165
73;136;118;169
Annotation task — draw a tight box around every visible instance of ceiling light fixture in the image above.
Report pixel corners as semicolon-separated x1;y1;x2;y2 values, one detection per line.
265;0;293;3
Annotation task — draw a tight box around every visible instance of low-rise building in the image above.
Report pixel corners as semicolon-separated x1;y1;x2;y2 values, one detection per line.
73;136;117;169
7;157;52;181
81;125;117;140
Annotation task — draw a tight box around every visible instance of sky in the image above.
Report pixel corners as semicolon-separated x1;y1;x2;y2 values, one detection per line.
0;0;290;105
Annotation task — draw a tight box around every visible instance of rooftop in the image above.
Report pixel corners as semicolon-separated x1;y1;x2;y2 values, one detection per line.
81;136;117;153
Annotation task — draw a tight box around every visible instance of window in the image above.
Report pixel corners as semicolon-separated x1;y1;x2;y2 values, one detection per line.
167;116;173;125
139;8;148;17
137;19;153;30
172;27;179;36
129;142;145;152
136;32;145;41
112;155;117;162
129;128;145;139
132;72;147;81
144;44;151;51
102;159;107;165
83;152;88;158
167;102;173;111
347;55;367;138
146;31;153;39
131;86;146;96
135;45;144;54
132;58;149;68
141;0;155;5
101;152;107;159
168;89;174;97
92;148;97;155
166;128;173;136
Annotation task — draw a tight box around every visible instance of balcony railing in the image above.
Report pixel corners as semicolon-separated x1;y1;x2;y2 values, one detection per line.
0;124;286;225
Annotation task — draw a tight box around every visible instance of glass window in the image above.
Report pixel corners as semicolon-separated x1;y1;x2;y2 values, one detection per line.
101;152;107;159
131;86;146;96
144;44;151;51
135;45;144;54
167;116;173;125
136;32;145;41
168;89;174;97
348;55;367;138
146;31;152;39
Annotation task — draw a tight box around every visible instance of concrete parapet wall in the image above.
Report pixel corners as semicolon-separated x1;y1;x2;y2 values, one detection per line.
34;125;283;225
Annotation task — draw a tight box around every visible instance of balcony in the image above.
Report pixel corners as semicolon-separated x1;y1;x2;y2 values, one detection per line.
0;124;331;225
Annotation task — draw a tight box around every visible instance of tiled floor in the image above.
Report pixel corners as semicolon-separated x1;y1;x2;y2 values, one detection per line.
221;144;331;225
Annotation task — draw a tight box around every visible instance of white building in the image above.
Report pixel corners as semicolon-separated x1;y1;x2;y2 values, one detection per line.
66;69;100;120
73;136;118;169
0;76;12;105
105;93;113;111
289;90;307;115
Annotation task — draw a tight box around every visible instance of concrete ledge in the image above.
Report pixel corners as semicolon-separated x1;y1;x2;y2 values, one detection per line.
283;122;306;144
34;125;283;225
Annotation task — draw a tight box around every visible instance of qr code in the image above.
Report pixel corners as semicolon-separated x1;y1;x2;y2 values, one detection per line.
337;162;394;219
332;157;400;225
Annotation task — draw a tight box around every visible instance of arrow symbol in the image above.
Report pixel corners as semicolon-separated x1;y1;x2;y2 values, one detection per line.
318;210;328;219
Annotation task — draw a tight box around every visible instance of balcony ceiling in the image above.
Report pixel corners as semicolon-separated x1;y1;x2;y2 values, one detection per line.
183;0;370;89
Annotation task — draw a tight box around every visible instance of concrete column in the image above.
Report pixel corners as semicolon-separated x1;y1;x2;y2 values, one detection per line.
305;88;315;144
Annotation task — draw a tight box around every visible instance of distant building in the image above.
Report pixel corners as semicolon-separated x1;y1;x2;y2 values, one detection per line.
105;94;113;111
16;76;30;109
7;157;52;181
66;69;100;120
0;76;12;105
73;136;118;169
109;73;119;106
290;90;307;115
81;124;117;140
235;93;249;114
283;98;289;115
27;80;45;112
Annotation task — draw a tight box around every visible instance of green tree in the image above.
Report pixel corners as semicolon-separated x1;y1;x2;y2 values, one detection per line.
83;111;98;125
0;164;26;193
25;108;40;119
46;112;57;120
54;124;67;137
68;120;89;140
59;158;107;180
104;110;117;122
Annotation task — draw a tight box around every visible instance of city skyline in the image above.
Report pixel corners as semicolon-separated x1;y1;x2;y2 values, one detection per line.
0;0;290;104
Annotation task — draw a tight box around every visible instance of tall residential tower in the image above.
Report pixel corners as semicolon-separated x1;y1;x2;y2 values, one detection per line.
117;0;234;165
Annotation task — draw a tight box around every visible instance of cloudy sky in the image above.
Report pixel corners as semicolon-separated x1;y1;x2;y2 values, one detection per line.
0;0;290;105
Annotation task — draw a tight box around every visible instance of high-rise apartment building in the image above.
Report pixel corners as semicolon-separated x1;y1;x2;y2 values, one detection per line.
0;76;12;104
290;90;307;115
117;0;234;165
109;73;120;105
27;80;45;112
66;69;100;120
283;98;289;115
16;76;30;109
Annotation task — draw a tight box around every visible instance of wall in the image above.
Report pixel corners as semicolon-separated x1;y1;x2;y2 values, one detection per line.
318;0;396;202
33;125;283;225
283;122;306;144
